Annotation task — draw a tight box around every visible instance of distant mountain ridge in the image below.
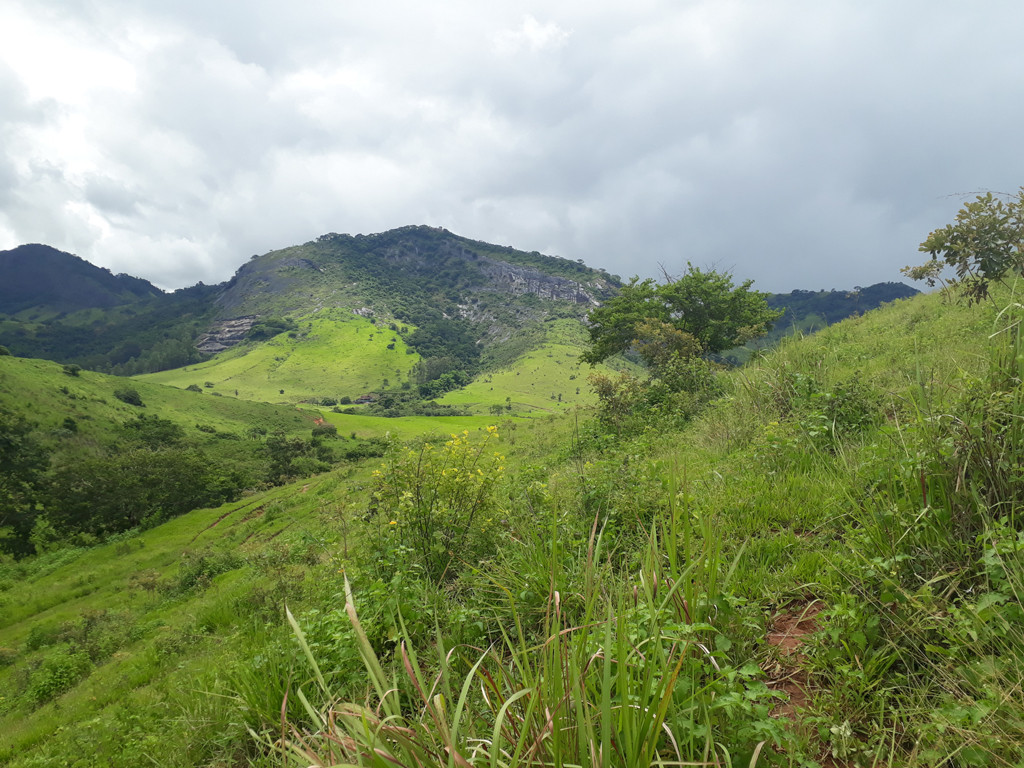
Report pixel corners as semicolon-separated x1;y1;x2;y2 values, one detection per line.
0;244;162;315
0;229;917;378
0;227;619;375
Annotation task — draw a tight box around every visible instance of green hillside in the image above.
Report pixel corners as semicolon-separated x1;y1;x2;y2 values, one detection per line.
138;310;417;405
439;318;639;413
4;266;1024;767
0;355;315;442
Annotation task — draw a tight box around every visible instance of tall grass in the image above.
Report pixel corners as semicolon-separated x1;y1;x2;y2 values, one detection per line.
266;489;778;767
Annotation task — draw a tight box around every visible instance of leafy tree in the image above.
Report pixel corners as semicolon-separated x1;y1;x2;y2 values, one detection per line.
311;422;338;439
121;414;185;449
582;266;780;364
113;387;144;406
904;187;1024;303
0;410;50;555
46;448;239;534
265;432;332;484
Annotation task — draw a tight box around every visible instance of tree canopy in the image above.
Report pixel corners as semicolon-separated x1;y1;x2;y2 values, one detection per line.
904;187;1024;303
582;266;780;365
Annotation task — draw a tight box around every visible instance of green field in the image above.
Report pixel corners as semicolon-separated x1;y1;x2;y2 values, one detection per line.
0;355;317;443
439;319;637;413
139;309;417;405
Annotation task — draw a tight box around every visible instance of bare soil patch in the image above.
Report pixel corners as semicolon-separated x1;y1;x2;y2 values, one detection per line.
764;599;823;719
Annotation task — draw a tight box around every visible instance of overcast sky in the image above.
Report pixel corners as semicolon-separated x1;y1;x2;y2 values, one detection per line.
1;1;1022;292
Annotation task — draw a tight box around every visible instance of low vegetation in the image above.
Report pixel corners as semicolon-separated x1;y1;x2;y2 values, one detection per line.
3;198;1024;766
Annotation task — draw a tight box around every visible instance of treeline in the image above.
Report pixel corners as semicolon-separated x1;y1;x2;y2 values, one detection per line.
0;284;220;375
0;409;382;558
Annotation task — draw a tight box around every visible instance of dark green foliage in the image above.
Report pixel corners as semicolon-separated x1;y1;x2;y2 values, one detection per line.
311;422;338;439
0;410;50;556
46;448;241;535
417;369;471;398
113;387;144;406
62;364;81;377
185;384;203;393
246;316;297;341
0;345;10;355
905;187;1024;303
339;438;389;461
766;283;918;326
583;266;780;364
121;414;185;449
264;433;332;484
0;271;218;374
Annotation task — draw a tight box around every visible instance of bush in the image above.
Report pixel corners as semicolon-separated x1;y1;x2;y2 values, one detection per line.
366;428;505;584
26;647;92;705
114;388;144;406
62;364;81;377
311;422;338;439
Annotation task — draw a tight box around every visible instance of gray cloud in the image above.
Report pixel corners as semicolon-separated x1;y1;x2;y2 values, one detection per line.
2;0;1024;292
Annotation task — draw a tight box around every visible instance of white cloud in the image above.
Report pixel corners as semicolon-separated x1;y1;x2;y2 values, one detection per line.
1;0;1024;292
495;16;570;55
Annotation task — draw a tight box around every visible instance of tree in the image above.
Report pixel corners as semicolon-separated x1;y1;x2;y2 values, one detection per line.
582;265;780;365
904;187;1024;303
114;387;144;406
0;410;50;555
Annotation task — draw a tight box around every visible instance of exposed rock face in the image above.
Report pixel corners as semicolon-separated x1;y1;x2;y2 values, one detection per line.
476;259;601;305
380;235;608;305
196;316;257;354
214;256;323;313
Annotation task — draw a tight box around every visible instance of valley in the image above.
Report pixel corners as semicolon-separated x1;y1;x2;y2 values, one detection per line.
1;217;1020;767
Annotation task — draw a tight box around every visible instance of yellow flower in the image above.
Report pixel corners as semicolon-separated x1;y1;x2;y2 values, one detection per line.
389;520;397;525
486;425;498;434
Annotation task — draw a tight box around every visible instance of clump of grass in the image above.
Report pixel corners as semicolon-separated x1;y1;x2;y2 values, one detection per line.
266;485;783;767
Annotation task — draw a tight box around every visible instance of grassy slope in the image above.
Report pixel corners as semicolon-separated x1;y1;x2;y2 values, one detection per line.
0;355;316;444
4;288;1017;766
138;310;416;405
439;319;638;414
0;477;347;765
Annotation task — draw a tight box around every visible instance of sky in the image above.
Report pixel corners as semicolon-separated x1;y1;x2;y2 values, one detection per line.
1;1;1023;293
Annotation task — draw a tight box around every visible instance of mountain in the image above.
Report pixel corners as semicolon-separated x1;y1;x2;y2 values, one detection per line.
0;244;161;315
0;228;619;377
0;230;918;409
721;281;920;363
766;281;919;326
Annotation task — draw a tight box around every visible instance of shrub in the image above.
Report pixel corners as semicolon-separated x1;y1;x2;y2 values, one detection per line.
185;383;203;393
62;364;81;376
26;647;92;705
114;388;144;406
366;427;505;584
311;422;338;439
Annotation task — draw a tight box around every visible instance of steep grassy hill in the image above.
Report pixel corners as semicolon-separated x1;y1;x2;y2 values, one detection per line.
138;309;418;405
0;355;315;443
5;284;1023;766
0;228;617;382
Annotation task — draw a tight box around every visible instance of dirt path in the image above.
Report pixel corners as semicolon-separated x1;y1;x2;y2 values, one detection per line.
764;599;824;719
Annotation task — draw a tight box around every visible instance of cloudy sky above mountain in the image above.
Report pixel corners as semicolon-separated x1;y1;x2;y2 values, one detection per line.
1;1;1022;292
